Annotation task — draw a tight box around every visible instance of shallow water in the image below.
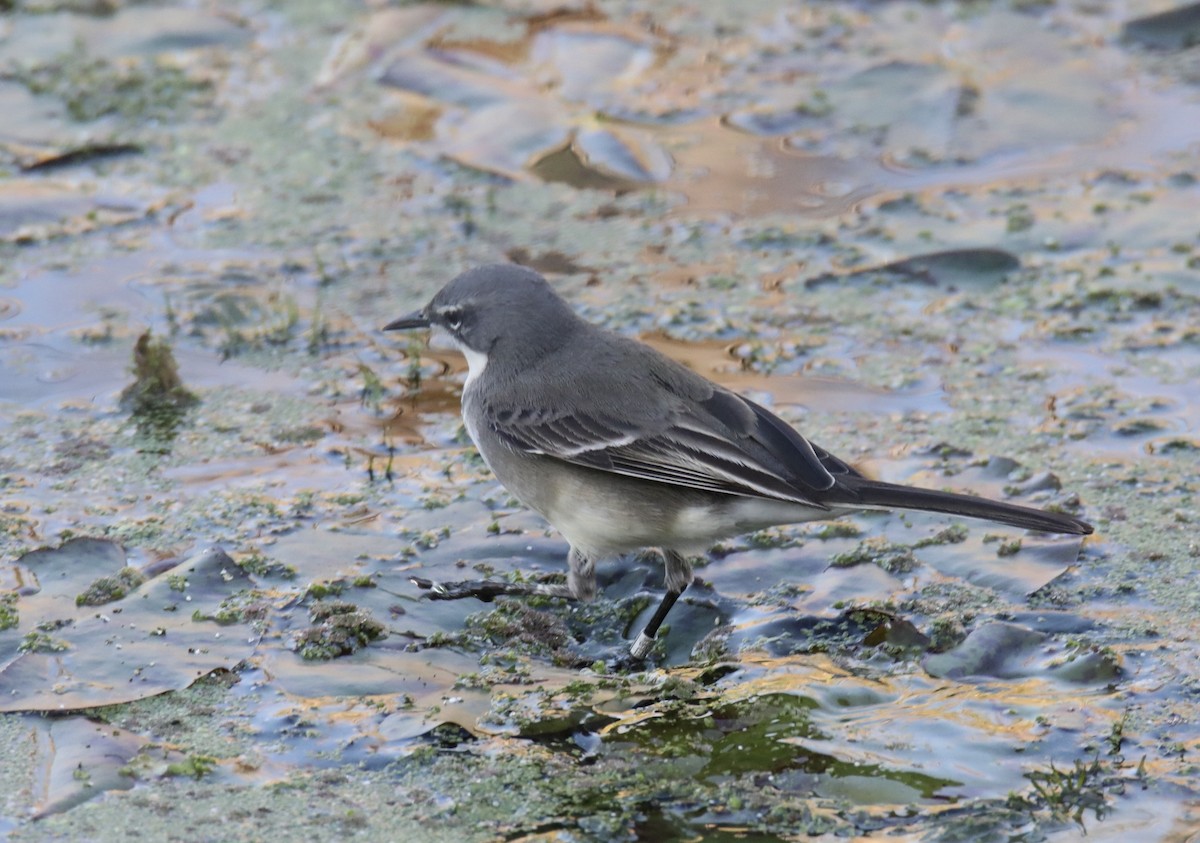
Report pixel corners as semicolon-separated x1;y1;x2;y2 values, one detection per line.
2;0;1200;840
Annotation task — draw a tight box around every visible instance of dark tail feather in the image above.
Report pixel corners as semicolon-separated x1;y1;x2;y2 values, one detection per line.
832;477;1093;535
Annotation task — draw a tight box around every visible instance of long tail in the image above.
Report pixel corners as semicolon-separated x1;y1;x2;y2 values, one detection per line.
830;476;1093;535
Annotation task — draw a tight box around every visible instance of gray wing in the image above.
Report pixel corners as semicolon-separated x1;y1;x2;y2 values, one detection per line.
480;365;862;507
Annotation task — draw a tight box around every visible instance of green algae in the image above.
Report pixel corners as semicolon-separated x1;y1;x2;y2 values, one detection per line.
75;566;146;606
0;593;17;630
829;537;920;574
18;51;214;123
118;331;199;439
18;630;70;653
293;600;386;660
163;755;218;780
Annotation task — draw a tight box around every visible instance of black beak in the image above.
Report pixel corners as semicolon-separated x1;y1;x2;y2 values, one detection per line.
383;310;430;331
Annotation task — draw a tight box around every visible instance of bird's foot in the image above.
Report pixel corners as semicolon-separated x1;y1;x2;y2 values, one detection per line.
410;576;573;603
604;646;658;673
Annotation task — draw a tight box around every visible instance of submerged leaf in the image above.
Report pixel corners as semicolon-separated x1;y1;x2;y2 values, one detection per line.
573;125;672;183
28;716;145;819
379;53;515;109
443;99;571;179
924;622;1120;683
0;543;258;712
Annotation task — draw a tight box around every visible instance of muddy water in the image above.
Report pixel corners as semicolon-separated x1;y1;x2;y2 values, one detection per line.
2;1;1200;840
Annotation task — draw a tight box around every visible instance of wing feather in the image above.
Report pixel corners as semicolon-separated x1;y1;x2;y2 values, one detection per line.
482;380;851;507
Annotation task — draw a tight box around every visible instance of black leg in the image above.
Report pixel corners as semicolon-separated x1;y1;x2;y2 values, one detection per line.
629;584;687;659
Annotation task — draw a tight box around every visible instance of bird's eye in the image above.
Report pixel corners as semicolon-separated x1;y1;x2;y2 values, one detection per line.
441;308;464;330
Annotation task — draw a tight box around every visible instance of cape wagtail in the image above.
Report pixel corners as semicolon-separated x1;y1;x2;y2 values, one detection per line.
385;264;1092;659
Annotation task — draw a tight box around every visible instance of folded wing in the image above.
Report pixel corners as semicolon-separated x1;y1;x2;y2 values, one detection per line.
482;378;859;507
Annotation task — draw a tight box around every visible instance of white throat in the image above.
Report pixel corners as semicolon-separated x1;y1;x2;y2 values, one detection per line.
461;346;488;386
450;338;488;388
448;338;488;449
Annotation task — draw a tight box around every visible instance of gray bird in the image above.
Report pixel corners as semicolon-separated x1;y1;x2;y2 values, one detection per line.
385;264;1092;659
